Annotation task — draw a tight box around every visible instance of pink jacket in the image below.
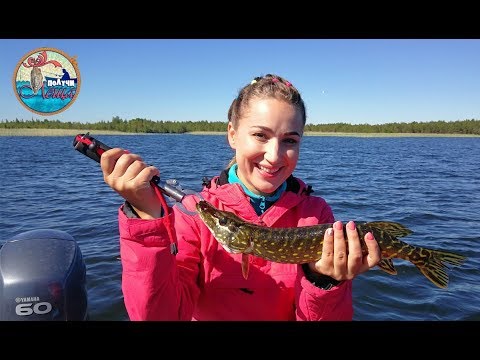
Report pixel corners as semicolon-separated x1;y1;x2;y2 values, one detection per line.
117;173;353;321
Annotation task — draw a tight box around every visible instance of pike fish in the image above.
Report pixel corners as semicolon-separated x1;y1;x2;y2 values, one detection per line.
30;67;44;95
196;200;466;288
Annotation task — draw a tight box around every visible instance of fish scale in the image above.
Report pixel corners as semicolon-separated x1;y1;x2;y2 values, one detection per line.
196;200;466;288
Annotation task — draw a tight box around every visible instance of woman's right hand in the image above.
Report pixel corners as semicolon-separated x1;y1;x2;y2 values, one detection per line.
100;148;163;219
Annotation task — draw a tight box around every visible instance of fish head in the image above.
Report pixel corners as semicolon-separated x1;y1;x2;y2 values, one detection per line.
196;200;252;254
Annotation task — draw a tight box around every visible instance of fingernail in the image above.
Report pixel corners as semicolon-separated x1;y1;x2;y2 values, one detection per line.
326;228;333;236
334;221;343;230
347;221;356;230
366;232;374;240
124;150;130;154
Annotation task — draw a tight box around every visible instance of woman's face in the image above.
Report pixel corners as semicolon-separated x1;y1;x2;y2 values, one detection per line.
227;98;304;196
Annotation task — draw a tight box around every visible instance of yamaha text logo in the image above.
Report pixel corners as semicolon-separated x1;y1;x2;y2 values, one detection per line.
13;47;81;116
15;296;52;316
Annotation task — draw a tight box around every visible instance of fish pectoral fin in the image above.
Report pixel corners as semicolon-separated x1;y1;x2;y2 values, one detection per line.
241;253;250;279
377;258;397;275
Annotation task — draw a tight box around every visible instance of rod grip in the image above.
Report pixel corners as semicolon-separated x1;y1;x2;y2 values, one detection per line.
73;133;185;202
73;133;112;163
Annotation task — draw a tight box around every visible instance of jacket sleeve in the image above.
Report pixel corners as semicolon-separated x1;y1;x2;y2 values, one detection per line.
295;268;353;320
293;196;354;321
118;201;202;320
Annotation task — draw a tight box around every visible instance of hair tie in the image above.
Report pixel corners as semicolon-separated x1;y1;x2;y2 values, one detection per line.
285;81;292;87
251;76;262;85
271;77;279;83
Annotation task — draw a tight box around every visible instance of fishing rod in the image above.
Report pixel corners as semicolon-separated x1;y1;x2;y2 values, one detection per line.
73;133;186;203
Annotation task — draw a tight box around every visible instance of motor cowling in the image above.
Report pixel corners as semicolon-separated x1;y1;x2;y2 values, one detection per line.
0;229;88;321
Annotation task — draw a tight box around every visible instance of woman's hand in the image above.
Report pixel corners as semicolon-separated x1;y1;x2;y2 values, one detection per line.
100;148;162;219
308;220;381;281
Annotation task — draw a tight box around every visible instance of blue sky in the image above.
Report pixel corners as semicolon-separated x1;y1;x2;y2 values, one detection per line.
1;39;479;125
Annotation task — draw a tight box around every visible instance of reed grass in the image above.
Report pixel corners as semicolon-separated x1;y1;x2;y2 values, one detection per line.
1;128;478;137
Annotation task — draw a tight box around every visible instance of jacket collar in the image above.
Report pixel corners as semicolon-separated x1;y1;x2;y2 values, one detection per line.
215;168;307;195
204;168;313;226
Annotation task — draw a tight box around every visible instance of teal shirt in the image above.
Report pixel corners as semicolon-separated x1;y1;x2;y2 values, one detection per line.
228;164;287;215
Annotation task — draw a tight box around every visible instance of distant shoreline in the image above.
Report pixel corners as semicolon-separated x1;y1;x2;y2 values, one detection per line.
0;129;142;136
1;128;479;137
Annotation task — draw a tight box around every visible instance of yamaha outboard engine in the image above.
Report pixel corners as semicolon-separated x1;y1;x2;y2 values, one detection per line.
0;229;88;321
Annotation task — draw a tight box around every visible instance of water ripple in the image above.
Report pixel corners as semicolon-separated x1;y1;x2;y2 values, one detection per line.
1;135;479;321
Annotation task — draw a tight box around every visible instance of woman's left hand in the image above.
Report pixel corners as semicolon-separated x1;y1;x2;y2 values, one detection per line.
308;220;381;281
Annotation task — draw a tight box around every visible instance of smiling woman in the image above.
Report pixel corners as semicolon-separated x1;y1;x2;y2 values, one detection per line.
95;73;383;321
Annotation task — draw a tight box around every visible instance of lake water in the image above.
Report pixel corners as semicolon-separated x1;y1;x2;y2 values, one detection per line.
0;134;479;321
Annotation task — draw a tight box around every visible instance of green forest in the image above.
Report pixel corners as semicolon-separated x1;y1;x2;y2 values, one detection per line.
1;116;479;135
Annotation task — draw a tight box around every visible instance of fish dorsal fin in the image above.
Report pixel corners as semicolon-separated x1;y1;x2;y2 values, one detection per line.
377;258;397;275
368;221;413;238
241;253;250;279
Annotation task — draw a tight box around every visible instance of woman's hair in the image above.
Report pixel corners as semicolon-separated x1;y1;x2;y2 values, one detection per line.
226;74;307;168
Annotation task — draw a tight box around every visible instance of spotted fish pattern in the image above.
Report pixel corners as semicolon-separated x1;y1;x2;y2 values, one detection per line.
30;67;43;95
196;200;466;288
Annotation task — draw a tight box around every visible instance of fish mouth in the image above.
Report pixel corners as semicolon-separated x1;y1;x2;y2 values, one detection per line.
196;200;223;229
196;200;227;223
220;243;239;254
196;200;214;213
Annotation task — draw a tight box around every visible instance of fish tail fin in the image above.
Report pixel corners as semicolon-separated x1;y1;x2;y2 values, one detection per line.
377;258;397;275
416;249;467;289
433;249;467;267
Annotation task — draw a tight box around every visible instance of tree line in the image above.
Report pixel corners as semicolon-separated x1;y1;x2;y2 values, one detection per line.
1;116;479;135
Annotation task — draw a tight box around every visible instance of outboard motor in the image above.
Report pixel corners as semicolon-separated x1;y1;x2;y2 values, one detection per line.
0;229;88;321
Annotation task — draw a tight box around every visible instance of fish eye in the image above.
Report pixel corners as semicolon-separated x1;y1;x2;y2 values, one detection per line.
218;217;228;226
